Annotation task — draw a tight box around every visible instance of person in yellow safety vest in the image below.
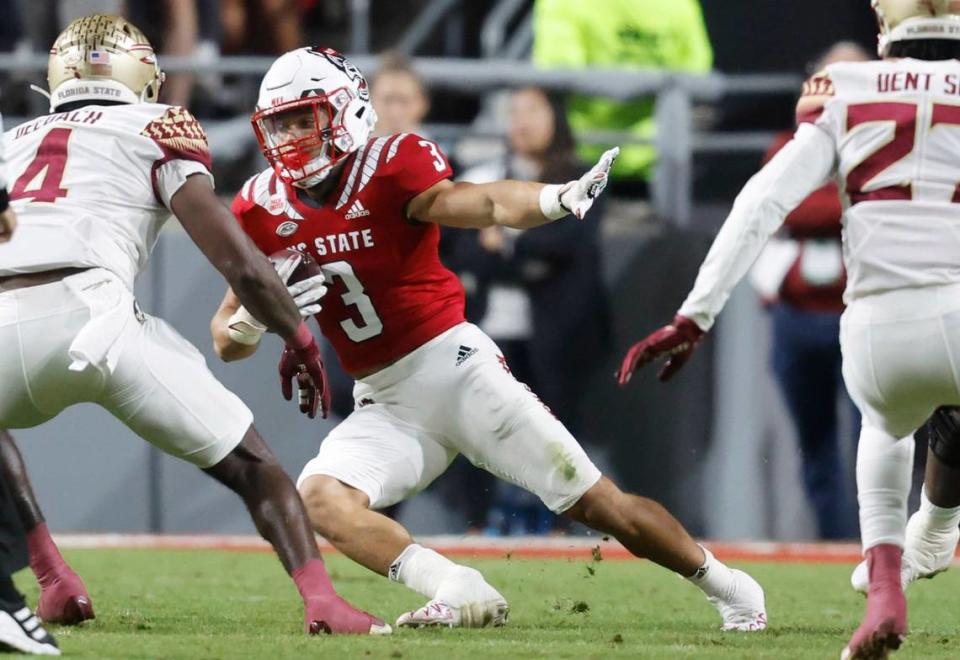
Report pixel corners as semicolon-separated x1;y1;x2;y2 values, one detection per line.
533;0;713;191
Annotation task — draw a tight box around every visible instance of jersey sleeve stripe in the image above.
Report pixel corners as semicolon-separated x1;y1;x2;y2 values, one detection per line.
357;137;389;195
241;175;256;202
797;107;826;125
253;169;273;205
336;142;373;209
385;133;409;164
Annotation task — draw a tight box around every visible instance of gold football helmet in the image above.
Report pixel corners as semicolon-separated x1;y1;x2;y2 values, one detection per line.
873;0;960;56
44;14;164;110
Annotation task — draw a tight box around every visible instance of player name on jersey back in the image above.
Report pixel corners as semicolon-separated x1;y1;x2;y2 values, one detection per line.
875;70;960;95
816;59;960;301
12;108;105;139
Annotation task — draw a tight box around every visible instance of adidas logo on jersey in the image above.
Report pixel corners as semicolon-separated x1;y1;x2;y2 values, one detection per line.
456;345;478;366
345;199;370;220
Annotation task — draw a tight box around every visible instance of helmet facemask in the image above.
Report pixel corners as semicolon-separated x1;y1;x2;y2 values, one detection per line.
253;86;370;188
254;47;378;188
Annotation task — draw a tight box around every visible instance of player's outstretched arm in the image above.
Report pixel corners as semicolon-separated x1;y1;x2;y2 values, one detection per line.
170;174;303;341
408;147;619;229
617;124;836;385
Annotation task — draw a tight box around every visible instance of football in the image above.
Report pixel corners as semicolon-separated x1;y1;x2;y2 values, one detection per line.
268;248;322;284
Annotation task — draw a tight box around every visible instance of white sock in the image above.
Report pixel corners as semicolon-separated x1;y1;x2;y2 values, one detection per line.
856;426;914;551
685;545;735;598
916;485;960;535
388;543;462;599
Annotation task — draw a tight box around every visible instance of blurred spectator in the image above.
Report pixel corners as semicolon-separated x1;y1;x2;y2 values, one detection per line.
126;0;218;108
220;0;302;54
447;87;611;534
370;52;430;139
532;0;713;197
749;41;870;540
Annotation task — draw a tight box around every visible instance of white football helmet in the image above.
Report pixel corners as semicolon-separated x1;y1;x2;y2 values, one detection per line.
252;47;378;188
873;0;960;57
45;14;164;111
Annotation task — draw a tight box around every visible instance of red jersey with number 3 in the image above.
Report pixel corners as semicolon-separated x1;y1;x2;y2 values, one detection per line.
232;133;466;374
794;60;960;299
0;104;213;290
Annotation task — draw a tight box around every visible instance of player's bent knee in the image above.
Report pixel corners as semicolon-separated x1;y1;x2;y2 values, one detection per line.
563;476;621;527
298;475;369;535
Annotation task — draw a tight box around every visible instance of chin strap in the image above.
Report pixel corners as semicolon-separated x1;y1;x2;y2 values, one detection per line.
29;84;53;111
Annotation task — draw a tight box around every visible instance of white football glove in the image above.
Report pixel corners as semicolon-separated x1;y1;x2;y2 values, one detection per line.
226;254;328;346
539;147;619;221
274;252;328;318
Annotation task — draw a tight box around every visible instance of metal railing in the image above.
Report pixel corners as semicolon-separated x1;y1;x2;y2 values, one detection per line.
0;53;801;226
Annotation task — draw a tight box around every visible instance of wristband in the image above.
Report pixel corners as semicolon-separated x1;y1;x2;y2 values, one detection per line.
0;188;8;214
538;184;569;221
286;320;314;350
226;306;266;345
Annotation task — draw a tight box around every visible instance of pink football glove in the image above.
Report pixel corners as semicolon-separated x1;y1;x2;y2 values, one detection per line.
617;314;705;385
279;322;331;419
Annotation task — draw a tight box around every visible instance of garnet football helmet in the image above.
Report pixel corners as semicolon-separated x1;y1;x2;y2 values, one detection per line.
45;14;164;111
873;0;960;57
252;47;378;189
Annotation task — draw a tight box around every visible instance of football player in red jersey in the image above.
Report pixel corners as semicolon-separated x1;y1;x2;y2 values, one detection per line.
212;47;767;631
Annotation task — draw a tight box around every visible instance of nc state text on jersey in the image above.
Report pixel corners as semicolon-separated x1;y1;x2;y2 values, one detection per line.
289;228;375;256
14;109;104;140
876;71;960;95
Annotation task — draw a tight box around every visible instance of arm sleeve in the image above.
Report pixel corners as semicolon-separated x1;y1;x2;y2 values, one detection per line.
677;123;837;330
763;131;843;239
155;160;214;210
391;134;454;209
142;105;214;207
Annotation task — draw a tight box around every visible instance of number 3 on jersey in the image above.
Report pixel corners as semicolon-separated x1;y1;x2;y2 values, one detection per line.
418;140;446;172
323;260;384;342
10;128;73;203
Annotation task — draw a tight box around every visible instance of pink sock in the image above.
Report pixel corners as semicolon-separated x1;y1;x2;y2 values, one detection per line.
866;544;902;589
292;559;336;601
27;523;68;587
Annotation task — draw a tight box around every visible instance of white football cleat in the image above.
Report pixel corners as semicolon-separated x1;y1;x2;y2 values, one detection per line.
706;569;767;632
396;567;509;629
851;511;959;594
0;607;60;655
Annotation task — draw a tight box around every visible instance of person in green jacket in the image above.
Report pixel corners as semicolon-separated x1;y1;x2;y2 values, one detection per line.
533;0;713;191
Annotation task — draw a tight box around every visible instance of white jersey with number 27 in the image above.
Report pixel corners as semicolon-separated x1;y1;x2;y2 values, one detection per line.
679;58;960;331
0;103;213;290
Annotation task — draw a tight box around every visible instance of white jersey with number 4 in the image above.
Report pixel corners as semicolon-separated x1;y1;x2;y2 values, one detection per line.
679;58;960;331
0;103;213;290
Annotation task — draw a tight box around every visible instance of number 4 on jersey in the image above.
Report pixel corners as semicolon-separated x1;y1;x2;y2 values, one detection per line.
10;128;73;203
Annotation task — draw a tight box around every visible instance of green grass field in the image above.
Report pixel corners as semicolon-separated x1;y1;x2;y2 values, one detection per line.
13;548;960;659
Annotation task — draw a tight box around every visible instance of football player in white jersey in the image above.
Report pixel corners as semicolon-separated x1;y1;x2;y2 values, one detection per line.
0;114;61;656
0;14;387;635
618;1;960;657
